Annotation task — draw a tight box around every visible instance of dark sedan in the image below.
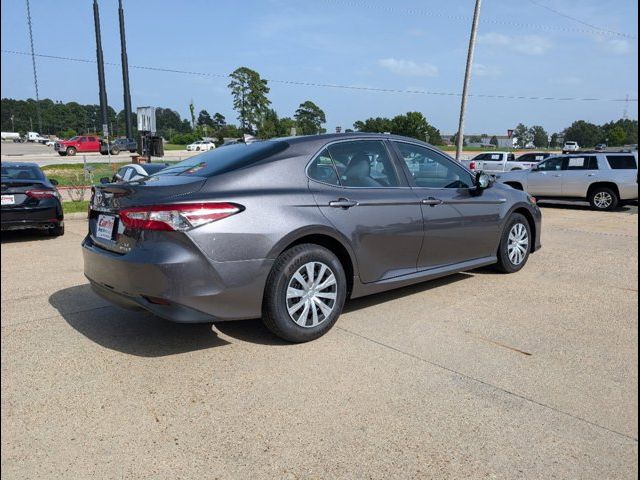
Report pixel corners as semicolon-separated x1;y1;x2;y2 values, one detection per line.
83;133;541;342
1;162;64;236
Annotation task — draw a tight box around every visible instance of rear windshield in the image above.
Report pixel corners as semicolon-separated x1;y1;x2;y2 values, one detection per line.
1;165;45;180
155;141;289;177
606;155;637;170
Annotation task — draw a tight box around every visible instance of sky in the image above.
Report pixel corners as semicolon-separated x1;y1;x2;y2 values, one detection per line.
1;0;638;135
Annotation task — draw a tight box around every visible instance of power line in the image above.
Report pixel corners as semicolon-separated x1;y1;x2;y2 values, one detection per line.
319;0;637;39
527;0;636;40
2;49;638;103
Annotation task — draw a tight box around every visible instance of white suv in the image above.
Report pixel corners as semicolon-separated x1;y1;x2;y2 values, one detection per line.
562;141;579;154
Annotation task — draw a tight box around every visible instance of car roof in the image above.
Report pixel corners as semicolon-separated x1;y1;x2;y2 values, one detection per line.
1;161;41;168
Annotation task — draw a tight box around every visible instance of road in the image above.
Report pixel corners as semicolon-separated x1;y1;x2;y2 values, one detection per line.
1;205;638;479
1;141;198;166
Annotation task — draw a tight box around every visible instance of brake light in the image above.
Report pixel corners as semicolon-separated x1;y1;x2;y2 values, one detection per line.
119;202;242;231
469;161;477;170
26;189;57;199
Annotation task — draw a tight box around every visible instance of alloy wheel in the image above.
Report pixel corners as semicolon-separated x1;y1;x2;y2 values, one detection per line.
286;261;337;328
593;191;613;209
508;223;529;266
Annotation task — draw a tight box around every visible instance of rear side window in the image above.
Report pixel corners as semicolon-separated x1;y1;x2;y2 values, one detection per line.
0;165;45;180
606;155;637;170
308;149;340;185
566;156;598;170
154;141;289;177
327;140;400;188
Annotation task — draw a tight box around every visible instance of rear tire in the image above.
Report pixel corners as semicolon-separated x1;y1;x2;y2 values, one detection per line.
262;244;347;343
588;187;619;211
494;213;531;274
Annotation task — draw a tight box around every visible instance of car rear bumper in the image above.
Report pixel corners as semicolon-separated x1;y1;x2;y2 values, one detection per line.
82;235;273;322
1;204;63;230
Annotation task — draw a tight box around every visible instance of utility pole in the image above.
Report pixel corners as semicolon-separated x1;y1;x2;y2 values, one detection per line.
455;0;482;161
25;0;42;133
93;0;109;139
118;0;133;139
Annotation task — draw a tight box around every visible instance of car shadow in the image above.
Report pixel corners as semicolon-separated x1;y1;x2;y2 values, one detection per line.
50;273;478;353
49;284;231;357
343;272;473;313
1;229;55;244
537;200;636;213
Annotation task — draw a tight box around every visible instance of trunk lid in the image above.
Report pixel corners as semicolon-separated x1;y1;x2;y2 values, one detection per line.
88;175;207;254
1;179;53;207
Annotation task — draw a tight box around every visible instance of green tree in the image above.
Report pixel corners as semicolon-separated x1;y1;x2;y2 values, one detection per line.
188;100;196;129
258;109;280;139
278;117;297;136
529;125;549;148
606;126;627;146
228;67;271;134
197;110;213;127
294;100;326;135
549;133;560;148
353;116;394;133
513;123;531;148
563;120;602;148
391;112;442;144
212;113;226;131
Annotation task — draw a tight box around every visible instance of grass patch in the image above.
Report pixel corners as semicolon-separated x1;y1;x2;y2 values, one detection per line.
63;200;89;215
43;161;177;186
164;143;187;150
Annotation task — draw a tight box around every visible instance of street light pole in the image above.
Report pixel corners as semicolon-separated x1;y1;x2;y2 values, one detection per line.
455;0;482;161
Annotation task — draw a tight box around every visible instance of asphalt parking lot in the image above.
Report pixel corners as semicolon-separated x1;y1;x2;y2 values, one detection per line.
1;205;638;479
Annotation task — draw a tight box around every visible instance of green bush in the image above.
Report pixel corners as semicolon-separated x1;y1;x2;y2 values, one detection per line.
169;132;200;145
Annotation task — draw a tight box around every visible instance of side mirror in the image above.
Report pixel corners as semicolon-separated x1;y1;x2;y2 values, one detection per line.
99;177;111;184
475;171;492;190
49;178;59;186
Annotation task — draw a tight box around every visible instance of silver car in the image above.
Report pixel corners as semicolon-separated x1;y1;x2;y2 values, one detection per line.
496;152;638;211
83;134;542;343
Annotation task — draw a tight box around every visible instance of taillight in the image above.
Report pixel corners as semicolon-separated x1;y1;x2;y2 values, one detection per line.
26;189;57;199
469;161;477;170
119;202;242;231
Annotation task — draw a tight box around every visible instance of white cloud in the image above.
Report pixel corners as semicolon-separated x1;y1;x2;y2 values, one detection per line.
478;33;553;55
377;58;439;77
595;37;631;55
474;63;502;77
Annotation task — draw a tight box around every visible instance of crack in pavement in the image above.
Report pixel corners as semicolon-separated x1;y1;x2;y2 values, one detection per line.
336;325;638;443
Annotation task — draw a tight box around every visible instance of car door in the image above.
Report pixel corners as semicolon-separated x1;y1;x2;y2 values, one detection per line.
561;155;598;197
526;156;566;196
391;141;504;269
481;153;505;173
308;140;424;283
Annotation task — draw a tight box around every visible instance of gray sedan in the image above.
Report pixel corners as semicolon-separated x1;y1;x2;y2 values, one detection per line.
83;133;541;342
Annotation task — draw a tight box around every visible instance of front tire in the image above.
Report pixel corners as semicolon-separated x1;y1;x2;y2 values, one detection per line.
495;213;531;273
66;147;76;156
589;187;619;211
262;244;347;343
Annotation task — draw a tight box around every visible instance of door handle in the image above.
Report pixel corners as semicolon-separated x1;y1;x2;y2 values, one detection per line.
421;197;443;206
329;198;358;209
553;174;562;177
587;173;596;177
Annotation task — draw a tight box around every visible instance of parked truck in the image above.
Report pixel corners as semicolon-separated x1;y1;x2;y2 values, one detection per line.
54;135;121;156
1;132;22;142
460;151;545;174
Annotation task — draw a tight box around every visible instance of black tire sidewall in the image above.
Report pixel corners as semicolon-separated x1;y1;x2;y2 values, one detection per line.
589;187;618;211
263;244;347;342
67;148;76;156
497;213;531;273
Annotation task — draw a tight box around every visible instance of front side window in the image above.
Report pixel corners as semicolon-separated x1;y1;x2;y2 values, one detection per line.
536;157;565;171
327;140;399;187
393;142;474;189
308;148;339;186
